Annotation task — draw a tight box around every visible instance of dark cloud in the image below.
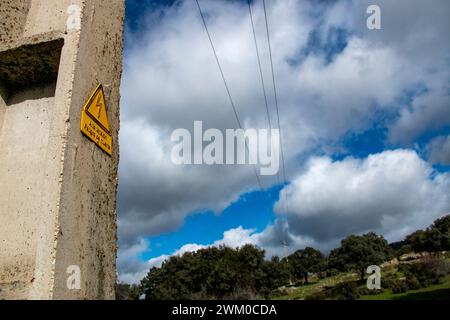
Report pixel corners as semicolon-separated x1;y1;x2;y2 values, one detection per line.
426;135;450;165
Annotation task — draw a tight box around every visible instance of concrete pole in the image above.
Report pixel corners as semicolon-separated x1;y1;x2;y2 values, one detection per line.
0;0;124;300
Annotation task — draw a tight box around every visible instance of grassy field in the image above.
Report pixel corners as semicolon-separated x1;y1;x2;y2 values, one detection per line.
360;275;450;300
271;272;359;300
271;265;450;300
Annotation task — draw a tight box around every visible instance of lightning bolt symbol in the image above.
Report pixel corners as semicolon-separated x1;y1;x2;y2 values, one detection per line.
96;95;102;119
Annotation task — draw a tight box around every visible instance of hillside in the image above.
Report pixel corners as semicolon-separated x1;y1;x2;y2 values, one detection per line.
271;255;450;300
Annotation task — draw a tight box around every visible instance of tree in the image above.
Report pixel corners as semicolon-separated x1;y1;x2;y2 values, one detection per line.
427;215;450;251
141;244;271;300
403;214;450;253
405;230;427;253
116;283;142;300
288;247;325;284
141;267;164;300
261;256;291;293
328;233;393;280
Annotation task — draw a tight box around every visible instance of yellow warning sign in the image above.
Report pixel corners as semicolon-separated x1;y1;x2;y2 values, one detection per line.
80;84;112;156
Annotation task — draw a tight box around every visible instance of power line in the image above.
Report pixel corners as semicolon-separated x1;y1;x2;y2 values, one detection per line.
281;240;293;285
197;0;292;259
262;0;291;252
247;0;273;141
263;0;287;186
195;0;263;189
247;0;280;185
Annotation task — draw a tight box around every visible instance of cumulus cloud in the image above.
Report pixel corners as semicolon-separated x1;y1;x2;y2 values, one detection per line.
118;0;317;248
276;149;450;243
118;227;257;284
350;0;450;144
118;0;450;279
118;119;253;244
119;148;450;283
389;84;450;145
117;238;152;284
118;224;314;284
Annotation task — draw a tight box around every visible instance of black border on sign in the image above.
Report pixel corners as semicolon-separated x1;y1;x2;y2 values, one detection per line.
83;84;112;136
80;109;113;157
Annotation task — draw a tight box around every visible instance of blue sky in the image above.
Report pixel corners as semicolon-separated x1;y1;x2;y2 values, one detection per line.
117;0;450;283
140;186;280;260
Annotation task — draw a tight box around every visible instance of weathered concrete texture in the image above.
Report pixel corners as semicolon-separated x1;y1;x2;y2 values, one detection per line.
0;0;124;300
51;0;124;300
0;83;56;300
0;37;64;91
23;0;74;37
0;0;31;43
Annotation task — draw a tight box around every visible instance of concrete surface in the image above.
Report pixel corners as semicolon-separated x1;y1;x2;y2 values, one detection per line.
0;36;64;90
0;0;124;300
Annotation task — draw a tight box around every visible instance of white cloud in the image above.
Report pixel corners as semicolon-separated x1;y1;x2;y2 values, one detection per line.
348;0;450;144
118;0;317;247
118;0;450;278
117;238;152;284
119;147;450;283
276;149;450;243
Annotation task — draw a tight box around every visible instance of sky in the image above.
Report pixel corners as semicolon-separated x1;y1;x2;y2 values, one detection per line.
117;0;450;283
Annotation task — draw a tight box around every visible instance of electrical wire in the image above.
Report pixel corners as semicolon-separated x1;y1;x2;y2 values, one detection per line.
247;0;281;185
196;0;263;189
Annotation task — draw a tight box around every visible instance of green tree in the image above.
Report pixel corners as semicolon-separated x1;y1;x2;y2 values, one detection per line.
116;283;142;300
405;230;427;253
141;244;271;300
288;247;325;284
261;256;290;293
141;266;165;300
427;215;450;251
403;214;450;253
329;232;393;280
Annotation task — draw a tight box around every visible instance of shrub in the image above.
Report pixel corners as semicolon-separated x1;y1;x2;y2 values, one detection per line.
406;275;421;290
271;287;289;297
228;288;258;300
381;275;397;289
399;258;449;288
391;280;408;294
293;280;304;287
307;281;361;300
325;268;340;277
358;287;383;296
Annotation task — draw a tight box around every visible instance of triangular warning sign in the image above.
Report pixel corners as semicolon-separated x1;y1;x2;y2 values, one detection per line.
83;84;111;134
80;84;113;156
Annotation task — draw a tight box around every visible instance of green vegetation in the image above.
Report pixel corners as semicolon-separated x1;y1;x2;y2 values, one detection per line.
328;233;393;280
141;244;287;300
361;275;450;300
288;247;325;284
272;272;359;300
405;215;450;253
125;214;450;300
272;261;450;300
115;283;142;300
